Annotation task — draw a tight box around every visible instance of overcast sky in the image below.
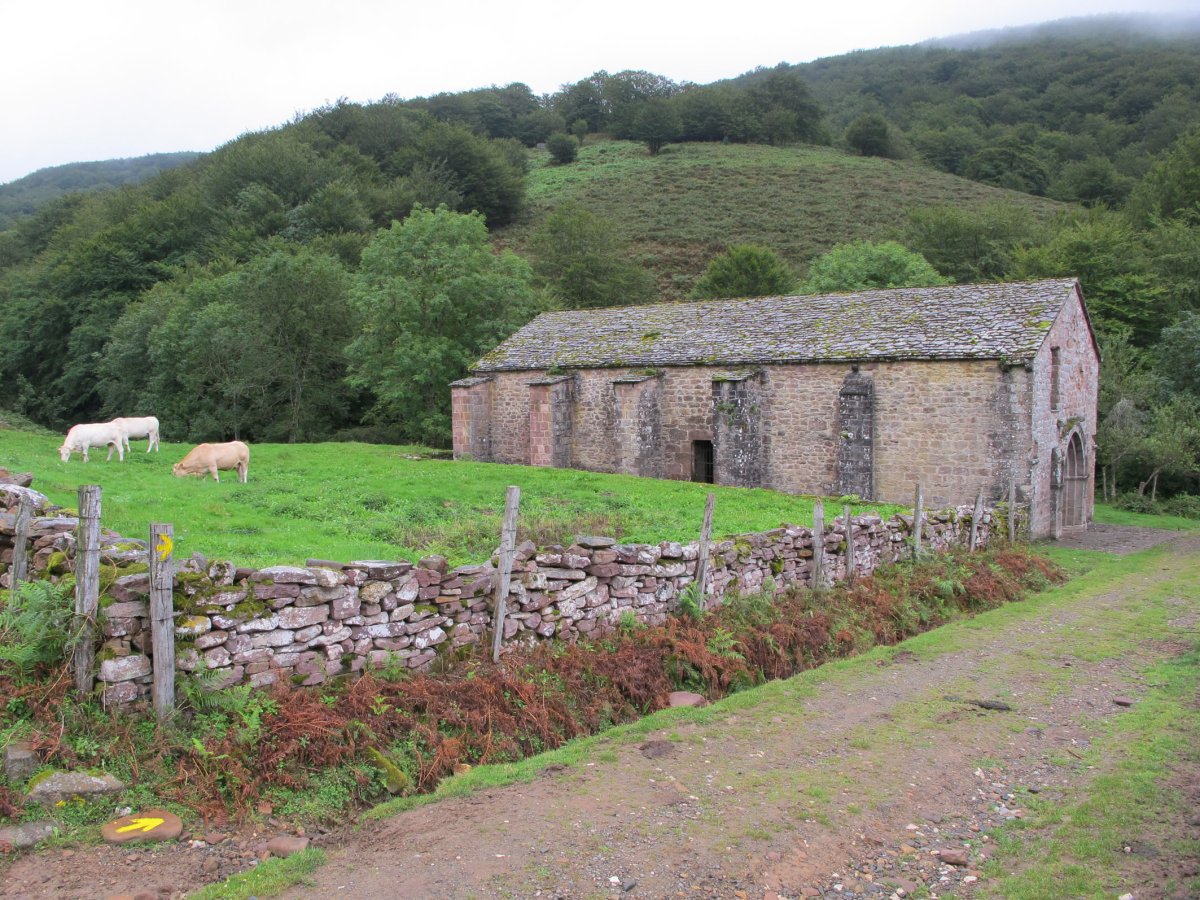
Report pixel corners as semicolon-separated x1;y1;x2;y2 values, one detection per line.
2;0;1195;185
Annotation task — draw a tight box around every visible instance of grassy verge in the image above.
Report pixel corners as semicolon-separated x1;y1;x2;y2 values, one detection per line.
980;545;1200;899
188;848;326;900
1092;501;1200;532
0;427;903;568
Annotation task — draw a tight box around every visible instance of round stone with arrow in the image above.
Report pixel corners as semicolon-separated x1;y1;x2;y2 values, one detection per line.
100;809;183;844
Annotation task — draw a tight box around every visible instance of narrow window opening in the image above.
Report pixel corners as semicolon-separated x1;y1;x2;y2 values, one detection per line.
692;440;714;484
1050;346;1062;411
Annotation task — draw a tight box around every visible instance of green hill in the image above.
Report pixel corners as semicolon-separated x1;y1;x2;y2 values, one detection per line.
504;139;1063;297
0;152;200;230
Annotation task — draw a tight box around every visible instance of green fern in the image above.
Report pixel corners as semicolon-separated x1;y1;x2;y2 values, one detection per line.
678;582;704;620
0;580;78;678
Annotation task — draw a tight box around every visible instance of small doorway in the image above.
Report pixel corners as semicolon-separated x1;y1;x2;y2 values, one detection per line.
1062;432;1087;528
692;440;714;483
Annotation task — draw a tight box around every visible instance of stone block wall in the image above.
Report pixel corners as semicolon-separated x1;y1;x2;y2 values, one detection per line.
461;360;1034;517
2;478;997;709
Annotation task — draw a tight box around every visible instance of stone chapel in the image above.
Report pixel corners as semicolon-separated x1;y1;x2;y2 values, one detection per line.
452;278;1099;539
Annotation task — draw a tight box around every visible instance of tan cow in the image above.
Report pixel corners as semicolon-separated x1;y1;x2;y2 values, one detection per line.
172;441;250;483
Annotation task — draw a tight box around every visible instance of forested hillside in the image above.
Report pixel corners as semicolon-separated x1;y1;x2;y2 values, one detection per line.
1;14;1198;501
0;152;200;230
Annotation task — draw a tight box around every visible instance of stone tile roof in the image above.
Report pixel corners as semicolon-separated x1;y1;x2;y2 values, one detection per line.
473;279;1082;372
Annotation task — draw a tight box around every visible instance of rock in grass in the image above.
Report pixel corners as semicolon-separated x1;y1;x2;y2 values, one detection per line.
264;835;310;858
28;771;125;806
0;821;56;849
668;691;706;708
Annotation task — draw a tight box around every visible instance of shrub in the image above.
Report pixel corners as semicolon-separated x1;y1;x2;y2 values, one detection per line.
1162;494;1200;519
546;132;578;165
1113;492;1161;514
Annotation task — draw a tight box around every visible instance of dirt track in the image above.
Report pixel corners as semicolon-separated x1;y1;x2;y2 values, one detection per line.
2;529;1196;899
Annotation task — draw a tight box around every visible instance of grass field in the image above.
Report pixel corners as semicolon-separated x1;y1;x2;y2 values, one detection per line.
1;427;903;568
501;139;1066;298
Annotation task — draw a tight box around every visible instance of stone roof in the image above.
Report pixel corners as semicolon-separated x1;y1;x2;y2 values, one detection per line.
472;279;1083;372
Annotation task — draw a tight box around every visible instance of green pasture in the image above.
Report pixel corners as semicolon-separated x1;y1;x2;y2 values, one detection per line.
0;427;903;569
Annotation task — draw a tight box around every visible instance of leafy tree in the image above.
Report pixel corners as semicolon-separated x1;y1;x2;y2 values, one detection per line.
1159;311;1200;397
749;66;824;144
803;241;948;293
1126;127;1200;225
630;99;682;155
396;122;525;227
845;114;896;158
570;119;589;144
963;137;1049;195
529;203;655;309
1010;210;1164;343
904;202;1047;283
99;247;355;442
347;206;542;445
1136;395;1200;497
692;244;795;299
1094;326;1161;499
546;133;578;165
1048;156;1133;208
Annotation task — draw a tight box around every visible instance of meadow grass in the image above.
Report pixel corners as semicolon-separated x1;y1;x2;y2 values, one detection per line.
505;139;1064;297
1092;501;1200;532
1;427;902;568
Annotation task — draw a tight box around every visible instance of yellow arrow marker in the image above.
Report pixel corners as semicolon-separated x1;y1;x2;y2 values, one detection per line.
155;533;173;562
116;817;165;834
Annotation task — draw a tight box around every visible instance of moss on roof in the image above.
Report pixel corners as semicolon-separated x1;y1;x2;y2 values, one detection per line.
473;280;1081;372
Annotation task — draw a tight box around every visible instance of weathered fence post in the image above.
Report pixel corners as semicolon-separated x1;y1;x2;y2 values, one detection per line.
10;495;32;590
969;487;984;552
491;485;521;663
843;503;855;587
1008;475;1018;545
73;485;101;695
149;523;176;721
912;483;924;561
811;500;825;587
693;493;716;606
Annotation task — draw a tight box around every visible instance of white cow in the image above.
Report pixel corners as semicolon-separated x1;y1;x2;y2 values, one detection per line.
111;416;160;452
59;422;126;463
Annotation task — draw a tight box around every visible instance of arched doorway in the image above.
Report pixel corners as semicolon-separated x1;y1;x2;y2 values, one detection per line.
1062;432;1088;529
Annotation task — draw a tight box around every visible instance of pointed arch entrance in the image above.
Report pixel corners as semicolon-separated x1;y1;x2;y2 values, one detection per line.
1062;431;1088;529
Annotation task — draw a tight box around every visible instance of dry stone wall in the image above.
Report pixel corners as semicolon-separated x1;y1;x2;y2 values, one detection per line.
1;476;997;709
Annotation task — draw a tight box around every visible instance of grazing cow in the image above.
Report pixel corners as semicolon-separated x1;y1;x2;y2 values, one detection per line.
111;416;160;453
172;441;250;483
59;422;126;463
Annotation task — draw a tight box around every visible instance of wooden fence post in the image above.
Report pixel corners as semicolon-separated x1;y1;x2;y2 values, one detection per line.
1008;475;1018;545
73;485;101;695
843;503;855;587
491;485;521;663
912;483;924;561
969;487;984;552
10;495;32;590
694;493;716;607
811;500;825;588
149;523;176;721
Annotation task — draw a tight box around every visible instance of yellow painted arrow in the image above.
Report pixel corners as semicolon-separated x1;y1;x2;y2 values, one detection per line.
116;816;164;834
155;533;173;562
